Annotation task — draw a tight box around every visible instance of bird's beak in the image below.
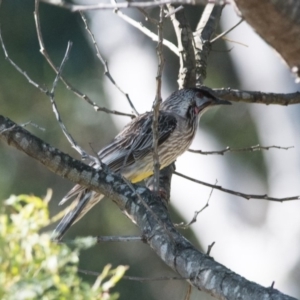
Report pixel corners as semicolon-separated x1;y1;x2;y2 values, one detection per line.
194;93;231;113
212;98;231;106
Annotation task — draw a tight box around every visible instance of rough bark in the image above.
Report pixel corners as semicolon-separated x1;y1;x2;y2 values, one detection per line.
233;0;300;79
0;115;297;300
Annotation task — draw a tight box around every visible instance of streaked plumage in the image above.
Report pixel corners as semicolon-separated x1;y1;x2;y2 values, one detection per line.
52;87;230;240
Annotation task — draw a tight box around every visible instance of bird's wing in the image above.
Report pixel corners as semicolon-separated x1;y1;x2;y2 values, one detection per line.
98;111;177;172
58;112;177;206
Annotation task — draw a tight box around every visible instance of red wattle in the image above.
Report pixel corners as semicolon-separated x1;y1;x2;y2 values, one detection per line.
194;106;201;114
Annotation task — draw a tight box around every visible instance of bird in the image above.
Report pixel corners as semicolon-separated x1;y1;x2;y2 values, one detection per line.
52;87;231;240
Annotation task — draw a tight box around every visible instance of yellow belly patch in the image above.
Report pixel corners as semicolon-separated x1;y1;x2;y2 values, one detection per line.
129;162;171;183
131;171;154;183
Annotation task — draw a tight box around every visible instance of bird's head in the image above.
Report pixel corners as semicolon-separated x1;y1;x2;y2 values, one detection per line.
161;88;231;121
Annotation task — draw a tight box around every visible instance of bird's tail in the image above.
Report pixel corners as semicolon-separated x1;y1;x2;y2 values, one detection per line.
51;188;104;241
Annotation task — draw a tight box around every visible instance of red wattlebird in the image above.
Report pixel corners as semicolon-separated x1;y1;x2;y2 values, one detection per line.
52;88;231;240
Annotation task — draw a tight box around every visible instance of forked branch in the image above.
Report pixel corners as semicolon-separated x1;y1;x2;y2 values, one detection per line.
0;116;296;300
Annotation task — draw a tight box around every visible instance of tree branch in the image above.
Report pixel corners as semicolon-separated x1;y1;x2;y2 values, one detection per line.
174;171;300;202
40;0;228;11
188;144;294;155
113;6;179;56
213;88;300;105
194;3;224;85
79;9;138;115
79;269;185;282
168;4;196;88
33;0;135;118
0;115;296;300
152;6;165;192
233;0;300;80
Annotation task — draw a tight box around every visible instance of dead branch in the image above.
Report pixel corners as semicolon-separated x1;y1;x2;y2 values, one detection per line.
213;88;300;105
34;0;135;118
78;269;185;281
40;0;228;11
176;181;215;229
79;9;138;115
188;144;294;155
174;171;300;202
114;7;179;55
152;6;165;192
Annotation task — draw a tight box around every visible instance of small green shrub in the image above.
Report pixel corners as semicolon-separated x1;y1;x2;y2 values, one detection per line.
0;194;127;300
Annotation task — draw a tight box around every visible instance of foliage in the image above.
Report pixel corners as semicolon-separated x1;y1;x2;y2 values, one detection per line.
0;193;127;300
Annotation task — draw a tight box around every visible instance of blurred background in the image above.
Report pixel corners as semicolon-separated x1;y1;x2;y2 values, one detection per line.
1;1;300;299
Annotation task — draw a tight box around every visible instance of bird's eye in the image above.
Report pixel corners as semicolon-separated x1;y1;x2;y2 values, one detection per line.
196;91;204;98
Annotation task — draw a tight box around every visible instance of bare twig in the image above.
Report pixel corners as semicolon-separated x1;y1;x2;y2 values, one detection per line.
165;5;184;17
120;275;185;281
96;235;143;242
152;6;165;192
1;27;95;161
113;7;179;55
58;235;143;243
210;18;244;43
145;3;196;199
270;281;276;290
80;10;138;115
78;268;186;281
221;36;248;47
0;125;15;134
168;4;196;88
50;44;70;94
48;42;95;160
40;0;228;11
176;181;215;229
20;121;46;132
89;142;107;170
1;25;91;159
184;284;192;300
206;241;215;256
138;8;159;25
174;171;300;202
92;107;135;118
213;88;300;106
0;121;45;134
188;144;294;155
33;0;134;118
0;27;48;95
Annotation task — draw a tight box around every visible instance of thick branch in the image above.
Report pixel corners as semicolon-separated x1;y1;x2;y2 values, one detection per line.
33;1;135;118
194;4;224;85
0;115;296;300
168;5;196;88
40;0;227;11
233;0;300;79
151;6;165;192
213;88;300;105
